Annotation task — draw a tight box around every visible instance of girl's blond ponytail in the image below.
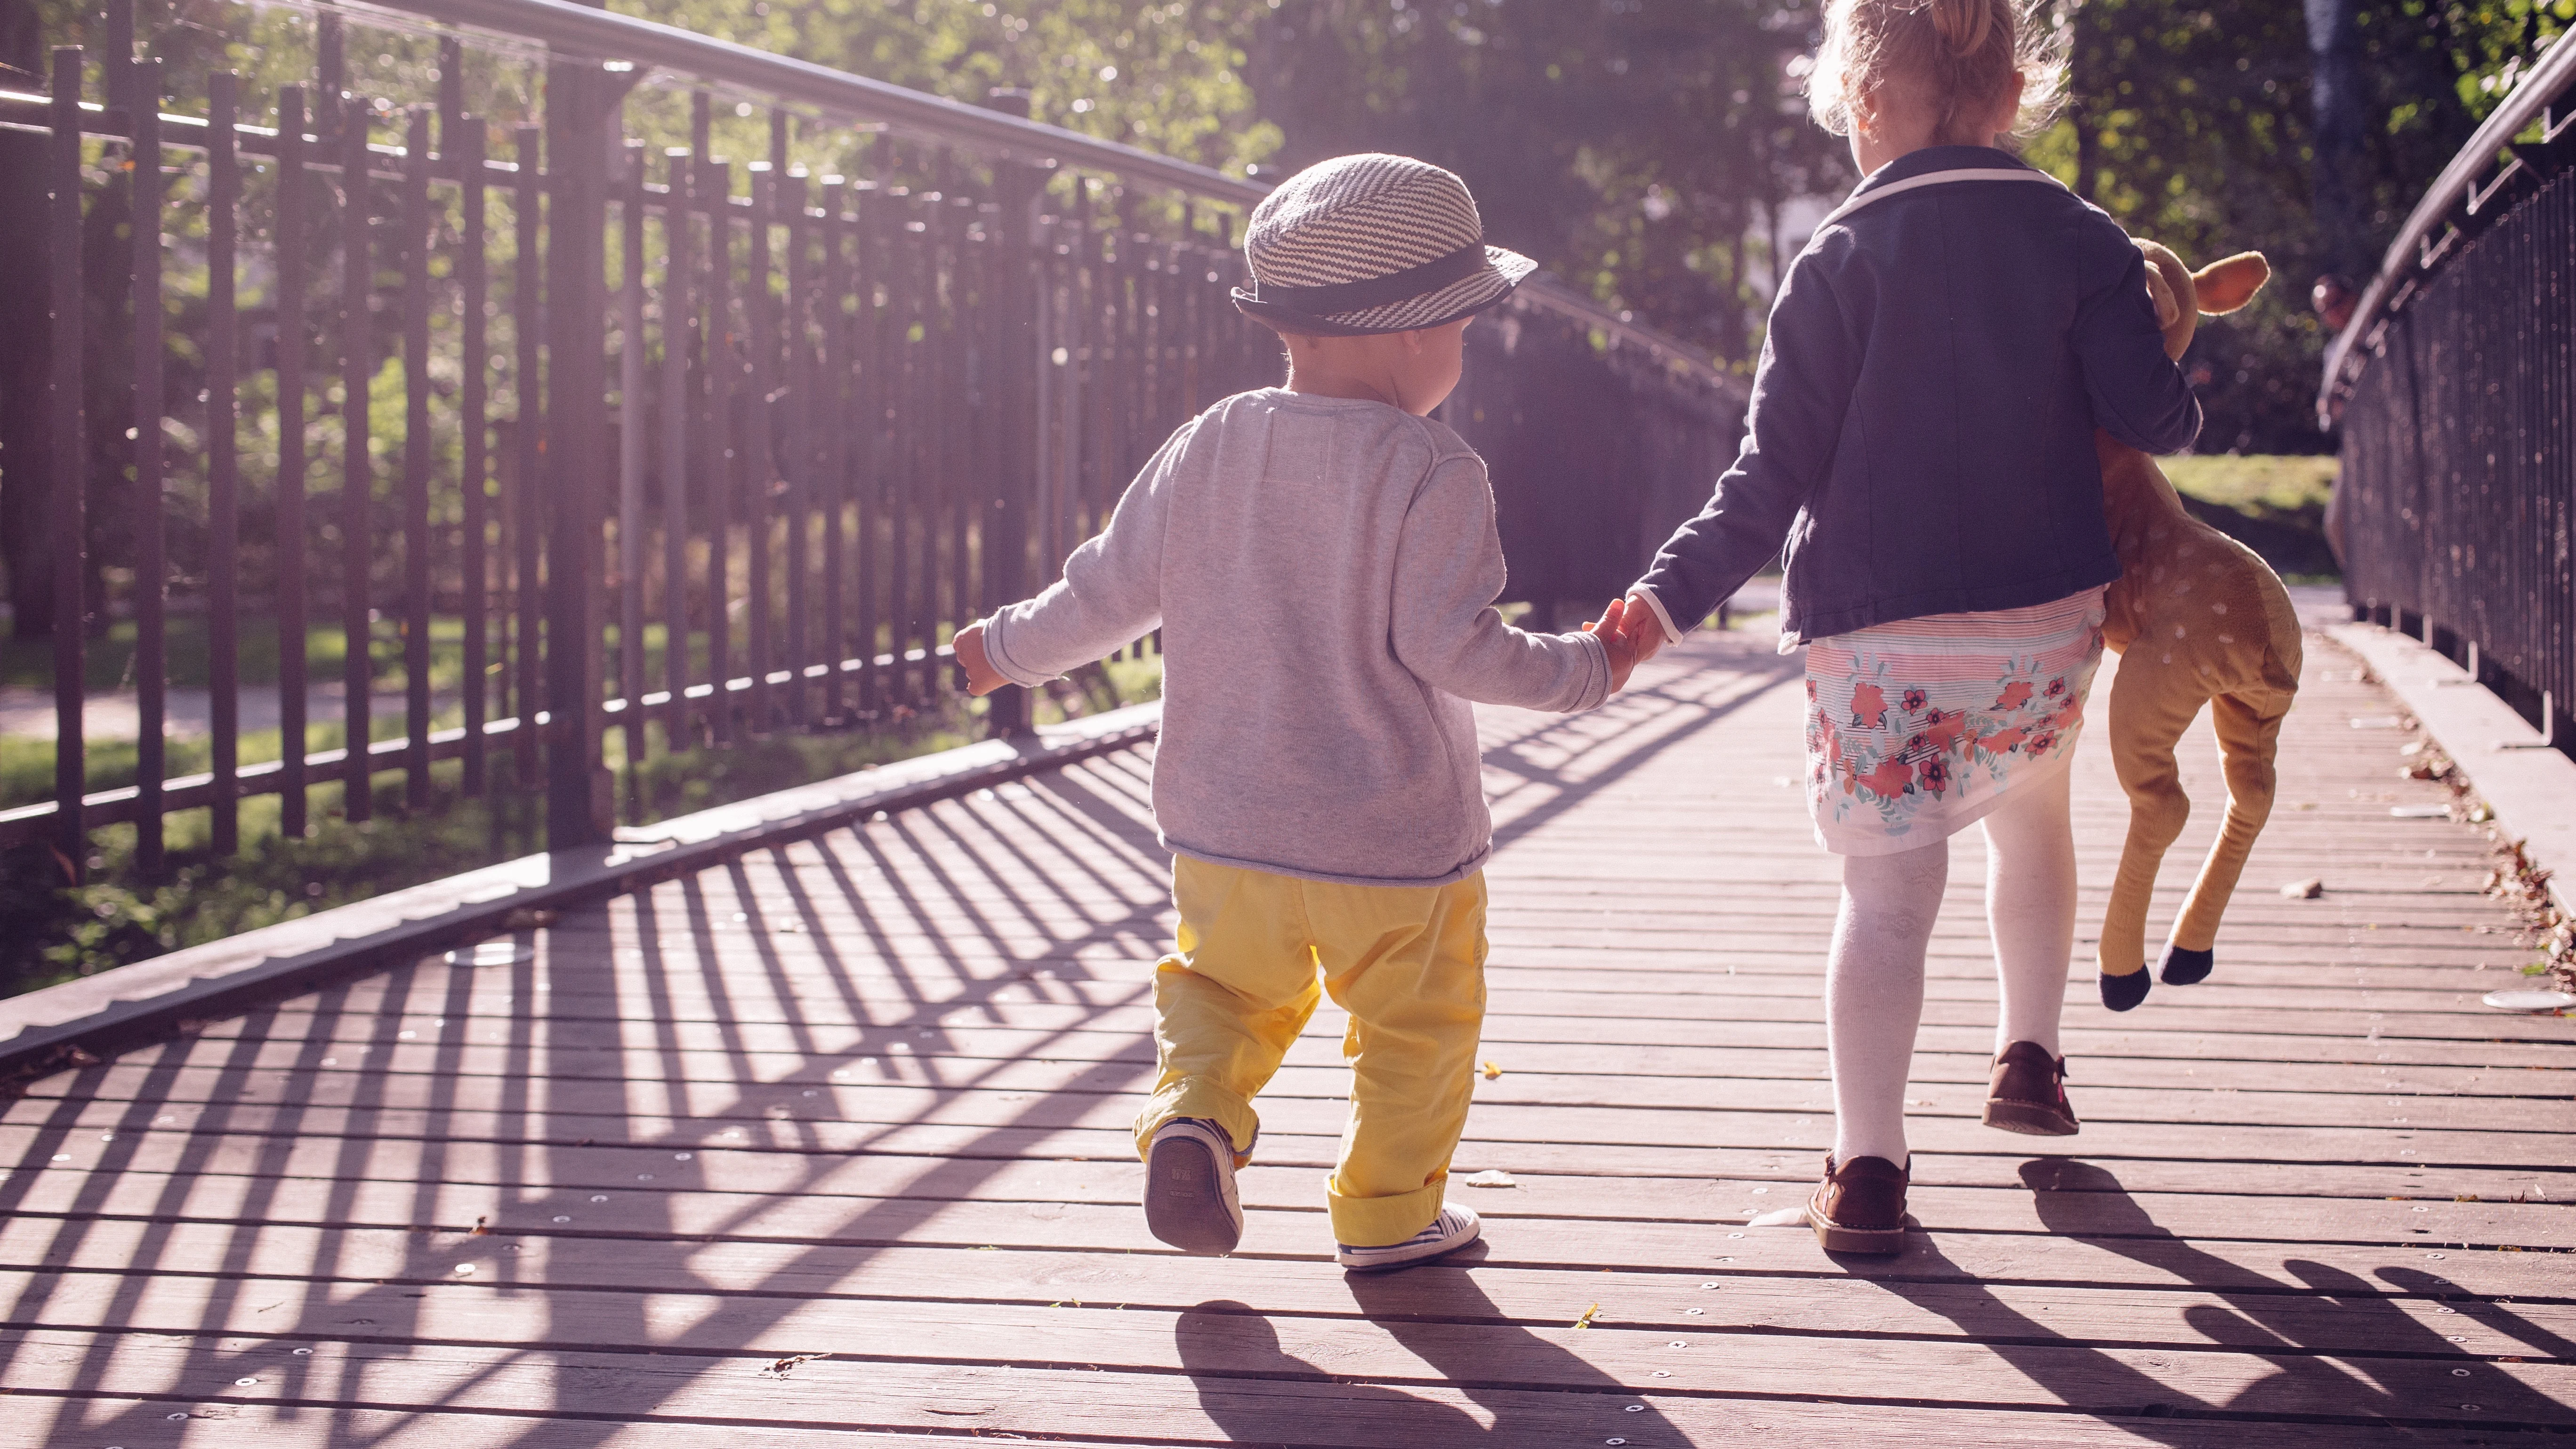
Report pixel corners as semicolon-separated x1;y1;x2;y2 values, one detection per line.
1928;0;1996;57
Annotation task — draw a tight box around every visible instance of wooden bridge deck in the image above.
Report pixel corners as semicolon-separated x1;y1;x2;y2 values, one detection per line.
3;624;2571;1446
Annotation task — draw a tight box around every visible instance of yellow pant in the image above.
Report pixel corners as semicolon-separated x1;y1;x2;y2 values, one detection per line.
1133;855;1488;1248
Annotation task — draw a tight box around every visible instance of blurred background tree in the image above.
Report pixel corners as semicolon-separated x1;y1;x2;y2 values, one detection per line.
2029;0;2573;453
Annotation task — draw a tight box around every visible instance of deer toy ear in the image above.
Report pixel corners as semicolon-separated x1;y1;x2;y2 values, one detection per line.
2191;252;2270;316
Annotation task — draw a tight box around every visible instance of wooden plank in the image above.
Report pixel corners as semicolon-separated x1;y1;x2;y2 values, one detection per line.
8;1227;2568;1360
1;1333;2503;1449
3;1269;2570;1430
10;1081;2567;1168
214;962;2576;1047
0;1312;2564;1440
2;1166;2568;1301
17;1055;2569;1135
67;1024;2576;1100
4;1144;2570;1253
0;1400;1135;1449
7;1119;2564;1203
164;1006;2576;1074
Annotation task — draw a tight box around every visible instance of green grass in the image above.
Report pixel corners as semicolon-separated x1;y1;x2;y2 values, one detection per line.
2161;454;2337;517
1;716;433;811
7;611;962;701
2158;453;2338;579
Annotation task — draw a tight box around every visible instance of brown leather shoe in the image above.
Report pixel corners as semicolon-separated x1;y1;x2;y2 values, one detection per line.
1806;1154;1908;1254
1983;1041;2080;1136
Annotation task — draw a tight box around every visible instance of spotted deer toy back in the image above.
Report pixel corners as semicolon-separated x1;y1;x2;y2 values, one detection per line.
2093;242;2302;1012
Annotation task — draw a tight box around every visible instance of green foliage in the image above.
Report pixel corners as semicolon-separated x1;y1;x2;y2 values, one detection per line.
1242;0;1846;365
2024;0;2571;454
613;0;1281;178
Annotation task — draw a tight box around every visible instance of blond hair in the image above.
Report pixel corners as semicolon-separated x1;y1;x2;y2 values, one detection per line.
1806;0;2069;145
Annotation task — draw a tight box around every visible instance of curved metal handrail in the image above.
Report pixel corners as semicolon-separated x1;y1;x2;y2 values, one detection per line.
2318;33;2576;425
346;0;1738;397
342;0;1270;202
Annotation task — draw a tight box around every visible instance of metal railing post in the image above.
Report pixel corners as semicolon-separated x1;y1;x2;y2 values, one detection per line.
47;48;85;884
984;88;1038;738
542;57;614;847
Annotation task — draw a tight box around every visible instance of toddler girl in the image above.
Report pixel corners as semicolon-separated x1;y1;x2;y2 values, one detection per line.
1617;0;2202;1253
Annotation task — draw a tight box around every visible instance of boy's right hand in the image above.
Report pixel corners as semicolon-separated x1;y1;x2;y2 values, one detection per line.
951;620;1010;697
1584;597;1642;694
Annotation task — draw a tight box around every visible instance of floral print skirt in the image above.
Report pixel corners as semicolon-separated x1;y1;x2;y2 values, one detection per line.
1804;586;2108;856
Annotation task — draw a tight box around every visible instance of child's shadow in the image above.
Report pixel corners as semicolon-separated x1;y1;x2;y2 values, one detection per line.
1177;1246;1690;1442
1856;1158;2574;1436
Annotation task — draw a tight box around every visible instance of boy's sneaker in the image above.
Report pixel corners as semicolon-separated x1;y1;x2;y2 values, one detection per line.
1143;1118;1243;1255
1336;1205;1481;1272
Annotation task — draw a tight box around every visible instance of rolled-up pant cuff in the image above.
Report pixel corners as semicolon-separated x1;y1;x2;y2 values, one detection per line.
1326;1175;1447;1248
1134;1079;1260;1167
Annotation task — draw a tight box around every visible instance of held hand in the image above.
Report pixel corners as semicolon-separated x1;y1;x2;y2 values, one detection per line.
1618;589;1668;663
1583;596;1641;694
951;621;1010;697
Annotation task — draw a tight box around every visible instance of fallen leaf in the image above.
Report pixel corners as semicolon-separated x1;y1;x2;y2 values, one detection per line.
761;1352;828;1378
469;1216;490;1237
2280;878;2325;899
1480;1061;1502;1080
1573;1303;1601;1329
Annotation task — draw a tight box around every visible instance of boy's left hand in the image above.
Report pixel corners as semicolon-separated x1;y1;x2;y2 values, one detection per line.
1584;597;1641;693
951;621;1010;697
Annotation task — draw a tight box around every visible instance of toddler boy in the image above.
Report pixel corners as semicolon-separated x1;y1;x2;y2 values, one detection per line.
954;153;1636;1270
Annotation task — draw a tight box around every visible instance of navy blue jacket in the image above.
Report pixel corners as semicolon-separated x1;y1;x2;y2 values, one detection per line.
1634;146;2201;644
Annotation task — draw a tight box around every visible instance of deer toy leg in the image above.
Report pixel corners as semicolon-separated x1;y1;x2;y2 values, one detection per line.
2160;688;2292;985
2099;658;2206;1011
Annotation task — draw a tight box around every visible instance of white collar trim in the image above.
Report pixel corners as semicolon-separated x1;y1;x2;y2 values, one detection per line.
1819;168;2068;230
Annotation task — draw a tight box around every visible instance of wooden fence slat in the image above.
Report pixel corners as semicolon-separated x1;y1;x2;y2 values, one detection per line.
402;106;435;811
618;137;649;799
743;145;776;734
204;71;242;856
458;116;491;795
700;152;733;745
781;157;814;729
818;173;850;722
659;144;694;750
510;121;543;786
339;95;374;826
130;56;168;871
46;48;85;876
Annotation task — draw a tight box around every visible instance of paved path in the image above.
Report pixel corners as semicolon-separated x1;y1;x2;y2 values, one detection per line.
1;621;2570;1446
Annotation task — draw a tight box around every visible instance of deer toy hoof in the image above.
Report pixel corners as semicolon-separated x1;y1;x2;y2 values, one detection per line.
2098;970;2152;1012
2158;944;2215;985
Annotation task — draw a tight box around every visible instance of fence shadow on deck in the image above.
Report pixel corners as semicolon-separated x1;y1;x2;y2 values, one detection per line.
3;644;1794;1442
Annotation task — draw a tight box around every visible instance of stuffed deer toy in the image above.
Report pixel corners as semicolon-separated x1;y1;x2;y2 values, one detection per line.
2094;241;2302;1012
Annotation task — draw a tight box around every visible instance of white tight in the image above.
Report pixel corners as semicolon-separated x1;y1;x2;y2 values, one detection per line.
1824;766;2078;1169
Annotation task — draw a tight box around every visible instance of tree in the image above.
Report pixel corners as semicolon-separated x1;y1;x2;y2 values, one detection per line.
2030;0;2572;453
1242;0;1845;365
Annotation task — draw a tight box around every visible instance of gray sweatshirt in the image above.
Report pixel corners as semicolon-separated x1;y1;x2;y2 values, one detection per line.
982;388;1612;888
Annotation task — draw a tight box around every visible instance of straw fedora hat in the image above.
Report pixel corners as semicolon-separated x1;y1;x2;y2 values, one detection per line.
1232;153;1538;337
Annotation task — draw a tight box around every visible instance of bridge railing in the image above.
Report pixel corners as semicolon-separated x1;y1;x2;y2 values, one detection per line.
5;0;1744;879
2320;34;2576;757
